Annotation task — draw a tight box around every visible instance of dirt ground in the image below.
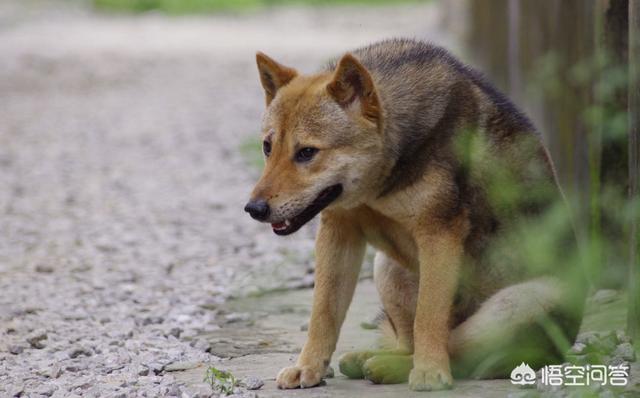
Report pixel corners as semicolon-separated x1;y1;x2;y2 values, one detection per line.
0;1;455;397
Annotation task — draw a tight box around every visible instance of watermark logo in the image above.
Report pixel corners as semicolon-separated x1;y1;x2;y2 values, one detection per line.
510;362;536;385
510;363;630;387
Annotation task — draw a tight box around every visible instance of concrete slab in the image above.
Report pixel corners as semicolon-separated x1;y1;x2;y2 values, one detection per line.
174;280;521;397
174;280;640;397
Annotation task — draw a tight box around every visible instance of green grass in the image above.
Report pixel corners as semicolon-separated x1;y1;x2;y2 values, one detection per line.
94;0;421;14
203;366;238;395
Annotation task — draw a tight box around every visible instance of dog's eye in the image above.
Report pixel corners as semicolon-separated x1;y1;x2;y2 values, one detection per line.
262;140;271;157
295;147;318;162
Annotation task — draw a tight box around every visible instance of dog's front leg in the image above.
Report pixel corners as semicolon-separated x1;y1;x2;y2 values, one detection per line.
276;212;365;389
409;227;464;391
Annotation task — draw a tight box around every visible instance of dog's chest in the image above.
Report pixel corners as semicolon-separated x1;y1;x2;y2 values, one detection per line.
354;206;419;270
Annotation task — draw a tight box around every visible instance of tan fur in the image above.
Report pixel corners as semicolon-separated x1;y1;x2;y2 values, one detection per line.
248;39;584;391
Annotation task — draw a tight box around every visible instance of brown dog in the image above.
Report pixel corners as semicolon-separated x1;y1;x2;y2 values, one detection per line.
245;39;585;391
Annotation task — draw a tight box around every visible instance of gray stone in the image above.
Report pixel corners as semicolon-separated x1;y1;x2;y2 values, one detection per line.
34;384;58;397
164;361;201;372
165;385;182;396
228;393;257;398
8;384;24;397
577;331;618;354
168;327;183;338
26;331;48;349
147;362;165;374
614;342;636;362
242;376;264;390
616;329;631;344
607;357;630;368
224;313;250;323
35;264;54;273
190;339;211;353
569;342;587;355
138;367;150;376
68;346;92;358
49;364;63;379
65;364;87;372
8;344;24;355
142;316;164;326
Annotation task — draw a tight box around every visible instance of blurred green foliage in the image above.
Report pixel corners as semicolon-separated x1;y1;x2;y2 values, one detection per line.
93;0;419;14
528;49;637;289
239;137;264;171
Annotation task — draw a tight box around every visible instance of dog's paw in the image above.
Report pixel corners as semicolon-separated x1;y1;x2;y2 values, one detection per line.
408;362;453;391
276;365;324;389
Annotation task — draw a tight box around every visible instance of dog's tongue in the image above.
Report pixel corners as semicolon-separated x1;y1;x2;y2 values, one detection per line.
271;221;287;230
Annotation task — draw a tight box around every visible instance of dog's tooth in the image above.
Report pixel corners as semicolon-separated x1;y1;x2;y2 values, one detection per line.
285;220;291;226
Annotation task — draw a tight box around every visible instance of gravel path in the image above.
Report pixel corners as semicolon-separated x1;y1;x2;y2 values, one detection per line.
0;2;452;396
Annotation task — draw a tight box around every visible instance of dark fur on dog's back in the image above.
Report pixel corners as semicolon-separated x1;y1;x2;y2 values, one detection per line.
325;39;544;195
326;40;558;246
326;38;536;133
326;38;581;328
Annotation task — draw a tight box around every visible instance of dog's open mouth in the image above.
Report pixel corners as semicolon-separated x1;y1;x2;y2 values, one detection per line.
271;184;343;236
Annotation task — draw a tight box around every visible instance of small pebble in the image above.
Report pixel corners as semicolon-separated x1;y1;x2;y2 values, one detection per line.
50;364;63;379
26;331;48;349
68;346;92;358
147;362;165;375
138;367;150;376
168;327;182;338
568;342;586;355
165;385;181;396
616;329;631;344
164;361;200;372
614;342;636;362
35;264;54;273
242;376;264;390
142;316;164;326
190;339;211;352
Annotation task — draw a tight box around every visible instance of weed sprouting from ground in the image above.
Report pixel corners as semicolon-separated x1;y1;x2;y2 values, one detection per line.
203;366;238;395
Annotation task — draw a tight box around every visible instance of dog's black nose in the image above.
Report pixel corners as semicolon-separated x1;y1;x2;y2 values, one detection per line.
244;199;270;221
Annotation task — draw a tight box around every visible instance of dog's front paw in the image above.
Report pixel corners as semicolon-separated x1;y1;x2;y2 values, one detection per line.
276;365;324;389
408;362;453;391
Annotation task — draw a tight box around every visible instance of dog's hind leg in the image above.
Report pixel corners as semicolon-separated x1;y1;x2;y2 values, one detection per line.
449;277;584;379
373;251;418;352
339;252;418;383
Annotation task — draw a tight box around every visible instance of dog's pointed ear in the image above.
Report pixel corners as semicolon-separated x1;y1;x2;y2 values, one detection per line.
327;53;380;123
256;52;298;106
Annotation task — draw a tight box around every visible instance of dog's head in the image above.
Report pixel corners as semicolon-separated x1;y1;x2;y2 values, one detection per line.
244;52;386;235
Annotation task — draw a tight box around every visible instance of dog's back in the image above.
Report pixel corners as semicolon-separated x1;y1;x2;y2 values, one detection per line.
329;39;573;277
